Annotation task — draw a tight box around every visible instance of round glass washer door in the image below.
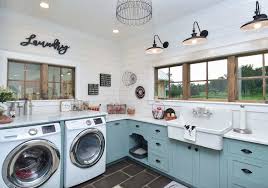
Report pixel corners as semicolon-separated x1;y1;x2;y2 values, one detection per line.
2;139;60;188
70;128;105;168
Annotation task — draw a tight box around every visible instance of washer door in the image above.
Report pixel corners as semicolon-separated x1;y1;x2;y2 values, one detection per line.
70;128;105;168
2;139;60;188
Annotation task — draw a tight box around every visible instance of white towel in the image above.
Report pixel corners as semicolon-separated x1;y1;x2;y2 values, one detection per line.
184;125;196;142
164;181;188;188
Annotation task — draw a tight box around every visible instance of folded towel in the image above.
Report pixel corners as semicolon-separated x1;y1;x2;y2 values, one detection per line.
184;124;196;142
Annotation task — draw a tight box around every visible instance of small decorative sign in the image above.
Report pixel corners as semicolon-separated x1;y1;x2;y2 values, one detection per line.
100;74;111;87
20;34;70;55
88;84;99;95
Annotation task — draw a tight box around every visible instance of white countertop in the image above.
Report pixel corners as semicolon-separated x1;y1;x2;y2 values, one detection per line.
0;111;107;129
1;112;267;146
106;114;168;126
224;128;268;146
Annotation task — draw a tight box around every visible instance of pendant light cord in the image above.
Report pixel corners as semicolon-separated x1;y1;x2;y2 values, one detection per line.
255;1;260;15
153;35;163;45
193;21;202;34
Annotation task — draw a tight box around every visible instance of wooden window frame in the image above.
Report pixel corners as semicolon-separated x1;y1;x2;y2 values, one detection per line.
7;60;75;100
154;50;268;103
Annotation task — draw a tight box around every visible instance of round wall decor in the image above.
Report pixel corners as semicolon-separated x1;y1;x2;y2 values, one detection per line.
135;86;145;99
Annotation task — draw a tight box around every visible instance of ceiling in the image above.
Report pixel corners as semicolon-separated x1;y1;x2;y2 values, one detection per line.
0;0;223;39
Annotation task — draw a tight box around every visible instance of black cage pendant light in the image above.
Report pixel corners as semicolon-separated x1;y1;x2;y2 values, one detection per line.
146;35;169;55
116;0;152;26
241;1;268;31
182;21;208;46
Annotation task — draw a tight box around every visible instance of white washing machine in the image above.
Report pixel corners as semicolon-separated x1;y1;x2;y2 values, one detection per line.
64;116;106;188
0;123;61;188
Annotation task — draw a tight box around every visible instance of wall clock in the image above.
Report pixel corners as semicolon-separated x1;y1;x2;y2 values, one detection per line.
135;86;145;99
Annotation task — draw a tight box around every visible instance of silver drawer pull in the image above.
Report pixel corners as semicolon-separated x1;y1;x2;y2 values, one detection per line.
241;169;252;174
241;149;252;154
155;159;161;163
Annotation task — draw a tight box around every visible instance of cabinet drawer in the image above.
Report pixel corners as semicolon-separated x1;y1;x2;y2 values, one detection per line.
148;125;167;138
149;153;169;172
228;159;268;188
149;138;167;154
227;139;268;162
129;121;148;135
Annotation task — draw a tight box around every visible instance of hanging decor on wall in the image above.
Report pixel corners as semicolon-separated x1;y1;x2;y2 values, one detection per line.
20;34;70;55
88;84;99;95
116;0;152;26
182;21;208;46
241;1;268;31
146;35;169;55
122;71;137;86
135;86;145;99
100;74;111;87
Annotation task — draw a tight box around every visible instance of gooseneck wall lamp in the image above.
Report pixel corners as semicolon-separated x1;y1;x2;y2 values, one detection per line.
146;35;169;55
241;1;268;31
182;21;208;46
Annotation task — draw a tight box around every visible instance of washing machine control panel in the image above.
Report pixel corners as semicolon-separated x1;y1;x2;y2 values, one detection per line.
93;118;103;125
42;125;56;134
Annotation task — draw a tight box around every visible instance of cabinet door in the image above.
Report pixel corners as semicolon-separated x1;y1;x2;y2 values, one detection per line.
106;120;128;164
169;140;194;185
195;146;220;188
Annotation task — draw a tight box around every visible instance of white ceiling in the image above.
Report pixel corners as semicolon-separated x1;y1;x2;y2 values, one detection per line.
0;0;223;39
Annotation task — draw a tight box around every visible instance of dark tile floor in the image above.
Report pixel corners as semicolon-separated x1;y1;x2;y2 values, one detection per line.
73;158;173;188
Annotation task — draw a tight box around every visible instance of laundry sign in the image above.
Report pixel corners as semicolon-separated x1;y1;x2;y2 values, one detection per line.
20;34;70;55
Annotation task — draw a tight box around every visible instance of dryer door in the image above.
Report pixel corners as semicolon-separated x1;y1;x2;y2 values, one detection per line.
2;139;60;188
70;128;105;168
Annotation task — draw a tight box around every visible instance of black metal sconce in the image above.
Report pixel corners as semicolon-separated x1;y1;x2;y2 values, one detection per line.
146;35;169;54
241;1;268;31
182;21;208;46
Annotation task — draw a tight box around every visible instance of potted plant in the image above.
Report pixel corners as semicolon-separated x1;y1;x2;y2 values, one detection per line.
0;86;15;122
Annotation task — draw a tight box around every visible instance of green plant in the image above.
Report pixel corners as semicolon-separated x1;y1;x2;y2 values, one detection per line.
0;86;15;103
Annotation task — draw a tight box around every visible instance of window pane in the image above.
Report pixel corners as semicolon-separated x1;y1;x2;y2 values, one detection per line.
190;62;206;81
61;68;73;82
61;83;74;99
26;64;40;81
237;79;263;100
208;59;227;80
8;62;24;80
25;82;41;100
237;55;263;77
48;83;60;99
208;79;228;99
8;81;24;99
190;81;206;98
158;68;169;81
156;81;169;99
170;83;183;99
48;66;60;82
170;66;182;82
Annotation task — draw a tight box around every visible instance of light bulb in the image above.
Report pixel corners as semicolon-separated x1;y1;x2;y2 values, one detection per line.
40;2;49;9
113;29;119;34
254;22;262;29
191;39;197;44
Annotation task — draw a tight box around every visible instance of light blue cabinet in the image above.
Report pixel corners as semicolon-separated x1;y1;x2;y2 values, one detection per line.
106;120;129;164
169;139;220;188
222;139;268;188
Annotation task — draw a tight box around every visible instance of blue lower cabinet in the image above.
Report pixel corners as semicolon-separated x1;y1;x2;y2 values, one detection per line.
148;152;169;172
169;140;194;185
106;120;128;164
169;139;220;188
222;139;268;188
195;146;220;188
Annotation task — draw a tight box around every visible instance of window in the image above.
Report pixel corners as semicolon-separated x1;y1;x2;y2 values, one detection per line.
7;60;75;100
190;59;228;99
155;66;183;99
237;54;268;101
